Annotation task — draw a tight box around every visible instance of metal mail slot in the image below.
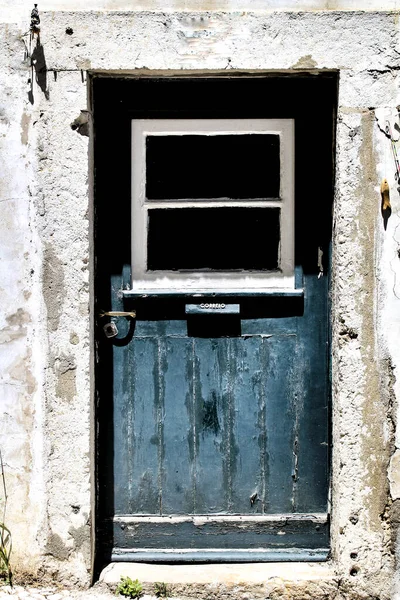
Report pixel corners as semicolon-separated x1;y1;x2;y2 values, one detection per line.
185;303;240;315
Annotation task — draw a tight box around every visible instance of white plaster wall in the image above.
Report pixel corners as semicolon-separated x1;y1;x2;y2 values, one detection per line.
375;108;400;599
0;23;46;575
2;0;400;26
1;2;400;598
0;14;92;584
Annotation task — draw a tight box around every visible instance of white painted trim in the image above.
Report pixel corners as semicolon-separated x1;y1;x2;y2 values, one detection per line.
114;514;328;524
131;119;294;294
145;199;282;208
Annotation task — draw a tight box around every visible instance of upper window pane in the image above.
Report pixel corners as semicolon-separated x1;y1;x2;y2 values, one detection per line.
145;134;280;200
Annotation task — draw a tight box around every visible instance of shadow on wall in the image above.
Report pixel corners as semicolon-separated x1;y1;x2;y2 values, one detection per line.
28;36;49;104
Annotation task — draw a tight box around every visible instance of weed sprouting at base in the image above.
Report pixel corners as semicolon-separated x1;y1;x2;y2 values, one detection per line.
116;576;143;598
0;449;12;585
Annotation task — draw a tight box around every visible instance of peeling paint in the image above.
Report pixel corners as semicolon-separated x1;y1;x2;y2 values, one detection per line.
291;54;318;69
358;111;390;532
0;309;31;344
8;352;37;395
6;308;31;328
54;354;77;401
70;332;79;345
389;499;400;553
43;244;65;333
45;533;70;561
20;112;31;146
69;522;91;557
389;451;400;499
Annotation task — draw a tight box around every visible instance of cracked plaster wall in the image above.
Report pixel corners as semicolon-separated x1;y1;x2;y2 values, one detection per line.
2;1;400;26
1;3;400;598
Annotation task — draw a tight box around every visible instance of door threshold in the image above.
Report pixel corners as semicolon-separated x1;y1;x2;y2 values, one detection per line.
100;560;336;588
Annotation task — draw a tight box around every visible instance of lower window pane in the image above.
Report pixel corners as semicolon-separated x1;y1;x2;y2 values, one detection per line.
147;207;280;271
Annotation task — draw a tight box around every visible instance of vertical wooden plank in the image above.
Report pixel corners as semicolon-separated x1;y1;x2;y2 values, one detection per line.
113;341;133;515
194;338;229;514
294;275;329;512
134;320;188;337
263;334;297;514
161;337;195;515
230;337;264;514
128;337;160;514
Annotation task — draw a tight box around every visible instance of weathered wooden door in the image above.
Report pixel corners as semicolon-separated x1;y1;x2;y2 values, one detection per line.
94;75;336;564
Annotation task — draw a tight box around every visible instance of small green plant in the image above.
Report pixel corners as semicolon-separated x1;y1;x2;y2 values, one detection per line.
0;449;12;585
154;582;169;598
116;576;143;598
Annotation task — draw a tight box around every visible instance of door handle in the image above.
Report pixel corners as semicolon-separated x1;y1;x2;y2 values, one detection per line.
98;310;136;318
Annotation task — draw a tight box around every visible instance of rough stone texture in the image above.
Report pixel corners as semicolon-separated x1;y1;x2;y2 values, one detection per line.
2;0;400;26
1;3;400;599
389;451;400;500
0;18;91;586
33;69;92;586
332;107;389;596
0;583;115;599
37;10;400;113
0;22;45;577
101;562;340;599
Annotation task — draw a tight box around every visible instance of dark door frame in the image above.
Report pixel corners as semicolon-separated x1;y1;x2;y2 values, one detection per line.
91;71;338;575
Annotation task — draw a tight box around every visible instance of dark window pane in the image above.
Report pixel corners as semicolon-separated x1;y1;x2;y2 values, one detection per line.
146;135;280;199
147;208;280;271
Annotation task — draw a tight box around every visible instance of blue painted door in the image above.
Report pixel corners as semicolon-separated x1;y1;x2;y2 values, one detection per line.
94;75;336;564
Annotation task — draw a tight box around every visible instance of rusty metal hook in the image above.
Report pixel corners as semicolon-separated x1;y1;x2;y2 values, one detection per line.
98;310;136;319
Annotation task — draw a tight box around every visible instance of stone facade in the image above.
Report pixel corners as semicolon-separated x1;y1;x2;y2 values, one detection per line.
1;2;400;598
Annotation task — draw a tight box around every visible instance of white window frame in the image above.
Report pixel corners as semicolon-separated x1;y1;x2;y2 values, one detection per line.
130;119;294;295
